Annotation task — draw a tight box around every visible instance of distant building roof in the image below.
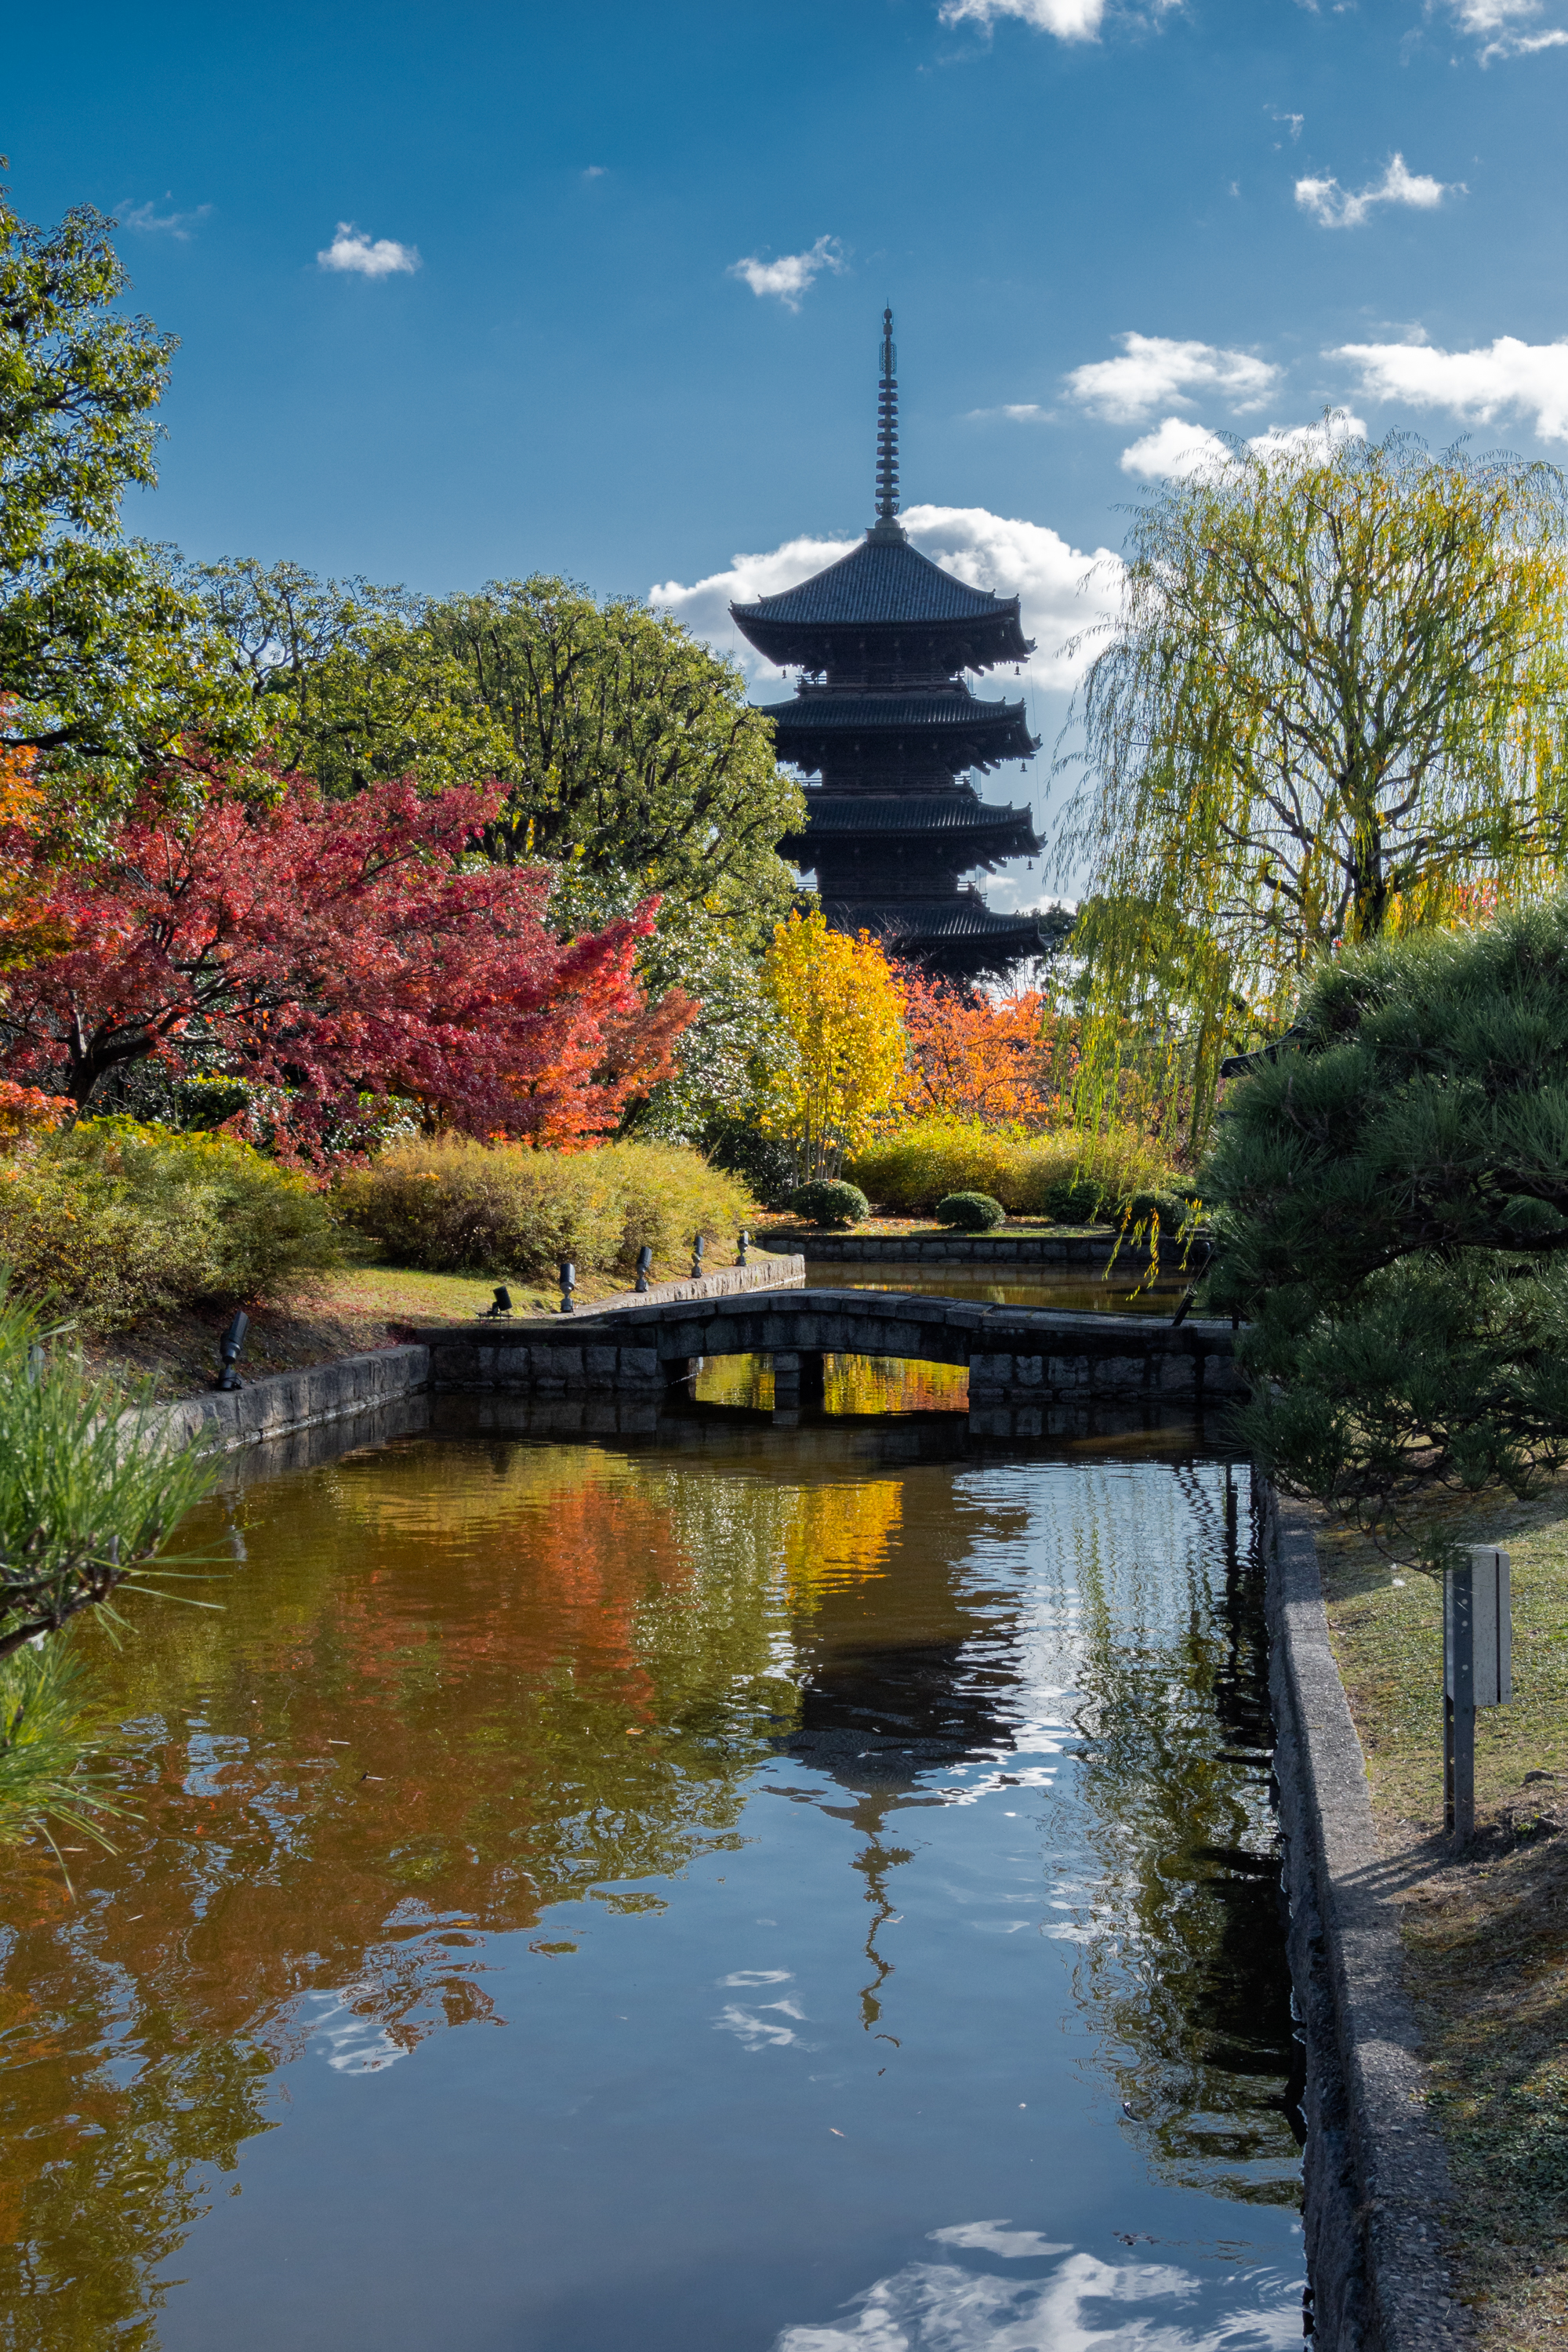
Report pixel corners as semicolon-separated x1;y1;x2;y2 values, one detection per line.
790;793;1037;837
822;895;1069;948
738;536;1018;630
733;535;1034;674
761;688;1039;774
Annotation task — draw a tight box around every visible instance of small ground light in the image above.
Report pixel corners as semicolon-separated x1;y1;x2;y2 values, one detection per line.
478;1286;512;1319
558;1261;576;1315
737;1229;750;1266
1444;1544;1513;1846
691;1232;705;1279
216;1310;249;1392
634;1245;654;1293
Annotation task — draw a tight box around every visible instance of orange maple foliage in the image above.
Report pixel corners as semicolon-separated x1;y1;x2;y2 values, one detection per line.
896;967;1080;1133
0;712;69;975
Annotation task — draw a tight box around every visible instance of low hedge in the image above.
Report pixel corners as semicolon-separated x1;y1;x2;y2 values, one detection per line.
0;1118;343;1330
337;1136;757;1281
847;1116;1183;1222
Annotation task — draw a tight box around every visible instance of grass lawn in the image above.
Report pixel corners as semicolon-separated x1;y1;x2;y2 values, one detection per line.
1316;1491;1568;2347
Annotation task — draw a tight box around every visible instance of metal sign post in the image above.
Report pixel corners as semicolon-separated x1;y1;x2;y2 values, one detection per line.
1443;1545;1512;1848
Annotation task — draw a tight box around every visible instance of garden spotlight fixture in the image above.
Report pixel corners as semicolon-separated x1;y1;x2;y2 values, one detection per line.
558;1261;576;1314
216;1310;249;1392
635;1246;654;1294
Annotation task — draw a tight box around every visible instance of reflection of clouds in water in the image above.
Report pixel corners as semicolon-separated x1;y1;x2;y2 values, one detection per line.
930;2222;1073;2259
303;1990;411;2076
937;1764;1058;1807
715;1997;807;2049
775;2246;1303;2351
716;1966;808;2046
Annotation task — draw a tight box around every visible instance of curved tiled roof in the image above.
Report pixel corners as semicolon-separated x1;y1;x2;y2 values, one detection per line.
789;794;1040;841
823;896;1059;944
760;691;1031;734
735;536;1018;630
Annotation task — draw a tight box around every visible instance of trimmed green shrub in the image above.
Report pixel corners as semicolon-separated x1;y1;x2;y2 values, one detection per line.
787;1179;869;1230
848;1116;1179;1222
936;1191;1007;1232
0;1119;343;1330
337;1136;757;1279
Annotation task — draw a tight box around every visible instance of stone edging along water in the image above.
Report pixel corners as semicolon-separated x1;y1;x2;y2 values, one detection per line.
755;1225;1162;1265
1265;1485;1469;2352
136;1258;809;1454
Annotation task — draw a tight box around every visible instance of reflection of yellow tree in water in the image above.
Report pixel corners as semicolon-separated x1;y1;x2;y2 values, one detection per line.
0;1437;824;2347
823;1356;968;1416
1036;1462;1300;2206
780;1476;903;1617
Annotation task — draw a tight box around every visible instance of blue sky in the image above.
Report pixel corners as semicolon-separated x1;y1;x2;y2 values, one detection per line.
9;0;1568;880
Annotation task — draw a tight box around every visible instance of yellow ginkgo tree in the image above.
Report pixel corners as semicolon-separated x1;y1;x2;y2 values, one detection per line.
757;911;908;1183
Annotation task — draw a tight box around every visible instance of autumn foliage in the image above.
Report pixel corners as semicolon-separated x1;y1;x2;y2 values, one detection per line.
757;912;909;1181
0;778;695;1152
896;966;1077;1131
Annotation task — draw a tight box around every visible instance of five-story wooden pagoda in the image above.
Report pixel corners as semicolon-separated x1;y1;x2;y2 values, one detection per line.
732;311;1062;980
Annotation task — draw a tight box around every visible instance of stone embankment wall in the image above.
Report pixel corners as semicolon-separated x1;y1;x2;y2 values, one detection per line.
1265;1486;1469;2352
756;1228;1163;1267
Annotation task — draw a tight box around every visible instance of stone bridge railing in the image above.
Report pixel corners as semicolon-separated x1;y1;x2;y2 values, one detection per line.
409;1283;1243;1439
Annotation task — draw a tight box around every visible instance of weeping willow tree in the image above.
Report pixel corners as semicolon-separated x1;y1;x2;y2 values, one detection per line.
1053;426;1568;1148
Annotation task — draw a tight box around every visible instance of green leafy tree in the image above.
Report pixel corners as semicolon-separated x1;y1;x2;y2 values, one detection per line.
0;192;254;792
426;576;802;936
188;557;504;795
1056;428;1568;1139
1206;900;1568;1548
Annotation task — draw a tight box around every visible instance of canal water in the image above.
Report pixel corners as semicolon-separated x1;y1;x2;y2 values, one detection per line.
0;1394;1304;2350
801;1262;1192;1317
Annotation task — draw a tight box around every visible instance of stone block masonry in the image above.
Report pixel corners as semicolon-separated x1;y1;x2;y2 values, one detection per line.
755;1229;1164;1268
404;1287;1242;1435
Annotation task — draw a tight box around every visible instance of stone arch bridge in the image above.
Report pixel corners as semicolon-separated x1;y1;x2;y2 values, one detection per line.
414;1280;1243;1440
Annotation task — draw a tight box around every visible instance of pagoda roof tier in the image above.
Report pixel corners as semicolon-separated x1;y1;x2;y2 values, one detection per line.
760;688;1038;774
822;895;1073;956
782;793;1041;858
733;534;1033;673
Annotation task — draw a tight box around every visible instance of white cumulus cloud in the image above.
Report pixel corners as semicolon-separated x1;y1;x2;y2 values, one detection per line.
938;0;1181;35
1334;333;1568;441
317;223;421;278
1295;153;1459;228
939;0;1108;36
1119;418;1231;478
1446;0;1568;58
1120;409;1370;480
117;195;212;241
728;235;846;310
651;505;1120;699
1065;332;1279;423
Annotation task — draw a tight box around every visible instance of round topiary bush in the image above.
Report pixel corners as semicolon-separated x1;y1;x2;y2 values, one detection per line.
788;1179;869;1230
1040;1175;1109;1225
935;1191;1007;1232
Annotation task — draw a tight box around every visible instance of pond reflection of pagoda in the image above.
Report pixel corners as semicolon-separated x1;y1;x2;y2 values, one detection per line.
731;310;1066;982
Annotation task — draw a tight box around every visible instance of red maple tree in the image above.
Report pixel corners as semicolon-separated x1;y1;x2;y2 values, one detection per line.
0;778;695;1150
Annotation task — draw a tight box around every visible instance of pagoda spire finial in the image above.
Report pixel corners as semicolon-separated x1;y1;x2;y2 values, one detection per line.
869;306;906;543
